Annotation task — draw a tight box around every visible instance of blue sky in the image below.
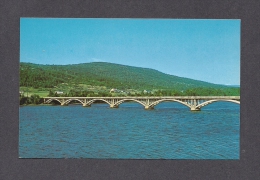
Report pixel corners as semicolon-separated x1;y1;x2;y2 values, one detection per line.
20;18;240;85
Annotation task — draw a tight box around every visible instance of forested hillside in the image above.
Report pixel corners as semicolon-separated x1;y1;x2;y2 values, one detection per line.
20;62;240;97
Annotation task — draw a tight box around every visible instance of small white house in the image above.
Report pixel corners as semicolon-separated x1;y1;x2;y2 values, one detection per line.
143;90;151;93
55;91;63;95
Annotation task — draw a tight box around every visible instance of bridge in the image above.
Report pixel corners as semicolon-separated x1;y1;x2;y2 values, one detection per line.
43;96;240;111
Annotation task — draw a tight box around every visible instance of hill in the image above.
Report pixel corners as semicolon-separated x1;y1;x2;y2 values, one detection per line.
19;62;240;96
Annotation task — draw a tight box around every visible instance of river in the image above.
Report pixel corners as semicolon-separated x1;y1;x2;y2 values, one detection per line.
19;102;240;159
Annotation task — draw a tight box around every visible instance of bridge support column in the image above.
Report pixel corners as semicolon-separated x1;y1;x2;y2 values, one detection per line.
83;104;91;107
110;105;119;108
145;106;154;110
190;106;200;111
60;99;68;106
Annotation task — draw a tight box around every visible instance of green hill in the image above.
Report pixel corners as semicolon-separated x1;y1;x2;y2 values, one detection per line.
19;62;240;96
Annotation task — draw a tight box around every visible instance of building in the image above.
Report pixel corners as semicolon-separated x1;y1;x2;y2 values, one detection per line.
55;91;64;95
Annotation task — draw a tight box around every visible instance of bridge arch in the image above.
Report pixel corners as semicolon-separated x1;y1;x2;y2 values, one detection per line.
196;99;240;109
64;99;84;105
86;99;112;106
149;99;192;109
115;99;147;107
45;98;62;104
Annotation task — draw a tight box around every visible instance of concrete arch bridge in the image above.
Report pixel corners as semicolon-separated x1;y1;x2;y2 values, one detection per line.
43;96;240;111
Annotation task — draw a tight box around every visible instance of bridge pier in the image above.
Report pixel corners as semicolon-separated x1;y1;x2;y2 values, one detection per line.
60;99;68;106
145;106;154;110
110;105;119;108
190;107;200;111
83;104;91;107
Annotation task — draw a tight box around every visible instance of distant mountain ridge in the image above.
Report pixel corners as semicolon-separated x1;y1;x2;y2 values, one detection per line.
226;85;240;87
20;62;233;91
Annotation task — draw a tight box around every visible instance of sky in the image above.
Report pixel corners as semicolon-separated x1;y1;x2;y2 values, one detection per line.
20;18;240;85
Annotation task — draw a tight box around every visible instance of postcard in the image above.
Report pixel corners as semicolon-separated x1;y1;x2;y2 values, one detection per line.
19;18;240;159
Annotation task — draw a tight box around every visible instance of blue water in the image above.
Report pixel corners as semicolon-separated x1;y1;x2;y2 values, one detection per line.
19;102;240;159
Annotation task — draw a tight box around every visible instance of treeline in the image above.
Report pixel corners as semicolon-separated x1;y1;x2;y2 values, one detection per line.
48;90;109;97
20;94;43;105
47;87;240;97
182;87;240;96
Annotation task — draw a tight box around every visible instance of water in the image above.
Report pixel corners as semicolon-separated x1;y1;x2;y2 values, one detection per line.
19;102;240;159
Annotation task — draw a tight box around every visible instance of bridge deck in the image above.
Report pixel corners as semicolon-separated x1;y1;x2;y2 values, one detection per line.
43;96;240;100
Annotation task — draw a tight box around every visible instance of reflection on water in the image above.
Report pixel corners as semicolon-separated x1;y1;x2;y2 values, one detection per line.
19;102;239;159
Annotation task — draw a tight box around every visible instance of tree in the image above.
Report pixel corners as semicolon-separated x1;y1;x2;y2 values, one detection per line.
29;94;41;104
48;90;55;97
